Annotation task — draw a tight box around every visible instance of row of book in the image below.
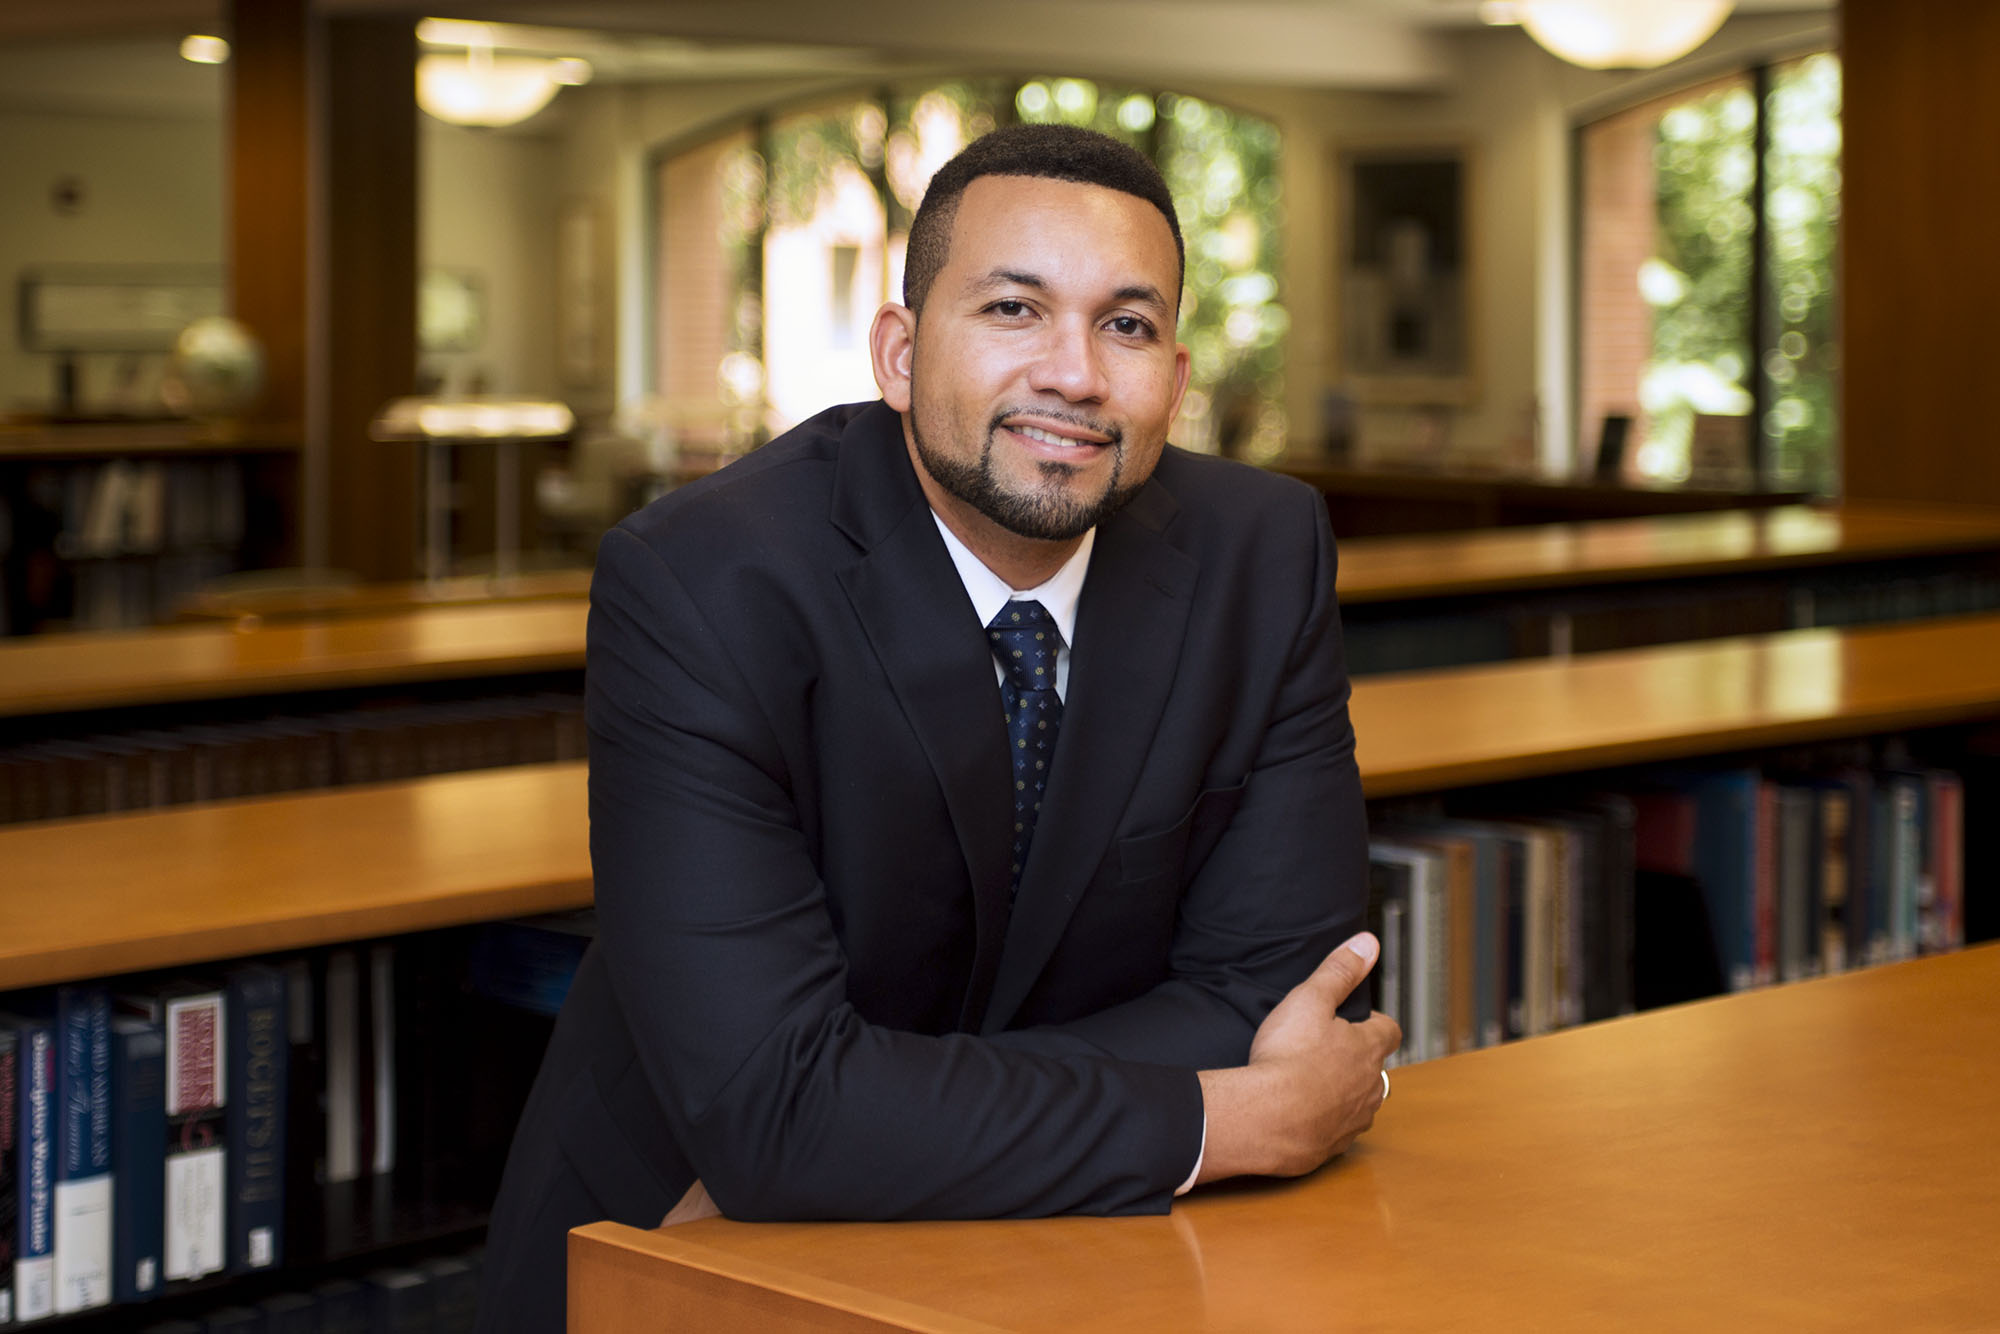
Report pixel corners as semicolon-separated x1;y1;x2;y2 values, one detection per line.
1367;755;1970;1066
125;1253;481;1334
1;946;425;1325
0;691;585;826
1;460;253;635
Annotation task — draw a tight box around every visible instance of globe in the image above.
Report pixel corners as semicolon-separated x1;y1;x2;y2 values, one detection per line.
164;315;266;421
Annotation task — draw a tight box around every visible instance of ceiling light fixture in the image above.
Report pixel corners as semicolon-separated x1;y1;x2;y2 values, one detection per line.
180;34;231;65
1512;0;1733;70
414;19;592;128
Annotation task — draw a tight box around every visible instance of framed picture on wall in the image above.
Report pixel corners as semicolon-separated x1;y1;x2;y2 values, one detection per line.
1333;143;1476;406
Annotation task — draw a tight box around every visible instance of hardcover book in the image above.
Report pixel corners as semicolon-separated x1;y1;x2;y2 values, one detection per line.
9;1014;56;1323
1;1026;16;1324
53;987;113;1314
121;987;228;1284
111;1017;166;1305
225;965;287;1274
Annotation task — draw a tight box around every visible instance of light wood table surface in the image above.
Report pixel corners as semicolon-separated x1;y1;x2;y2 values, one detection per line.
17;612;2000;989
1334;499;2000;603
7;503;1999;721
1352;611;2000;797
570;944;2000;1332
173;567;595;622
0;599;587;717
0;761;591;990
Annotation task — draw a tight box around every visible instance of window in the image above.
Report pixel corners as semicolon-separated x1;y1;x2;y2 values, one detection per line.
651;80;1287;461
1577;52;1840;494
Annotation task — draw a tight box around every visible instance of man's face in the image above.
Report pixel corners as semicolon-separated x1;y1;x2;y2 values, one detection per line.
887;173;1190;546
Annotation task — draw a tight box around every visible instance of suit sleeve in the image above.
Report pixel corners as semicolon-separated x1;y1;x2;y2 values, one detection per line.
585;524;1203;1222
990;484;1369;1071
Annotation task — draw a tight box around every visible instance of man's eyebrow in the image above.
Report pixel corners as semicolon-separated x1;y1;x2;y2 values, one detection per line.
964;270;1172;312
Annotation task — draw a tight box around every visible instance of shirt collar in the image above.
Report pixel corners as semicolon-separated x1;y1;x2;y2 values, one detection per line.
931;512;1093;649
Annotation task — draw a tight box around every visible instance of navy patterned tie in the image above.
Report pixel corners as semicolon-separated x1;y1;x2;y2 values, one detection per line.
987;599;1064;894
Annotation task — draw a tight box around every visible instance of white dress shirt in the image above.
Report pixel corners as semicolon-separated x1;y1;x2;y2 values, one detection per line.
929;512;1206;1196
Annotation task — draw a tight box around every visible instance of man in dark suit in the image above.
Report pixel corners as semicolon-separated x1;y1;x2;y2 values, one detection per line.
477;123;1399;1331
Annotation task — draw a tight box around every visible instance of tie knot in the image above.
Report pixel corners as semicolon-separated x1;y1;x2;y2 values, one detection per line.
987;599;1062;693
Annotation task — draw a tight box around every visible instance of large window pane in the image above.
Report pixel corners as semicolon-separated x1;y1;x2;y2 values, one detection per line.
652;80;1285;462
1579;74;1757;487
1578;55;1841;495
1761;53;1841;491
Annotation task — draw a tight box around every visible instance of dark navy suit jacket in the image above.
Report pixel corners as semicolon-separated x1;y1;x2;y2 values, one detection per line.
477;400;1367;1330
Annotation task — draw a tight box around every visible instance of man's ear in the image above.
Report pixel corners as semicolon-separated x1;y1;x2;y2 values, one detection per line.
870;302;917;413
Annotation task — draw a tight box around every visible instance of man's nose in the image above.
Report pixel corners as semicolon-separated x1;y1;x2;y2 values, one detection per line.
1027;318;1110;402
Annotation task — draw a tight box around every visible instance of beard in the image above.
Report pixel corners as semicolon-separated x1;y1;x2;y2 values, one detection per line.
910;406;1144;543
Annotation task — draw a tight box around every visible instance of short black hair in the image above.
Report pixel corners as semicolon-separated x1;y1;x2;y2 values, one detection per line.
901;122;1185;315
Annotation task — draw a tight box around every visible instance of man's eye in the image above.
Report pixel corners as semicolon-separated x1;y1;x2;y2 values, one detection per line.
1107;316;1153;337
991;300;1030;318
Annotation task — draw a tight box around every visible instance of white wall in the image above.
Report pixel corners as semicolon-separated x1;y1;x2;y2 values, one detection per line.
0;109;223;414
418;119;564;399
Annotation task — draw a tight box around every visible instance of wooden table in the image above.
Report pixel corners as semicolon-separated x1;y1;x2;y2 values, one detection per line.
569;944;2000;1331
0;600;586;717
1334;500;2000;604
15;612;2000;989
0;762;591;990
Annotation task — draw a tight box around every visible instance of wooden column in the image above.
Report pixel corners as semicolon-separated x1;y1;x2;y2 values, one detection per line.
322;16;419;581
227;0;308;438
1841;0;2000;506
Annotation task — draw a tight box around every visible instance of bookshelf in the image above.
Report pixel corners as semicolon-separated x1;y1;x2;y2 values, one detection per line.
10;610;2000;1326
13;611;2000;991
1336;501;2000;672
568;943;2000;1331
0;420;301;634
1274;459;1808;536
0;601;585;719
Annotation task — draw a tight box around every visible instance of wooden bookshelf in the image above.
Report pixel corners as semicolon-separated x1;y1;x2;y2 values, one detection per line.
0;600;586;717
570;943;2000;1331
174;567;594;622
15;611;2000;991
1274;460;1808;536
0;418;302;461
0;761;590;991
1335;499;2000;604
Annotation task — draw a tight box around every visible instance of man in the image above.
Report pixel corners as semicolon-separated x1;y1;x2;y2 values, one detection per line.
477;123;1399;1331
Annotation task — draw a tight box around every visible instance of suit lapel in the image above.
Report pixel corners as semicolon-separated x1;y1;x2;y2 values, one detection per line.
981;477;1198;1033
830;406;1017;1026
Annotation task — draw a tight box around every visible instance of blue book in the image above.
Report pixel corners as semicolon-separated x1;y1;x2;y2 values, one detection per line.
1690;770;1762;992
225;964;287;1275
1;1026;16;1325
112;1017;166;1305
54;987;114;1314
8;1013;56;1323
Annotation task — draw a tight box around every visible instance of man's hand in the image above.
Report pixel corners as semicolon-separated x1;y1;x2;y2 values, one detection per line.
1194;932;1401;1184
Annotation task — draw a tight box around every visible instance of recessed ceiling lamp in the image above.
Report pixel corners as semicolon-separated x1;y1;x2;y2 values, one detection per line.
415;18;592;128
1484;0;1734;70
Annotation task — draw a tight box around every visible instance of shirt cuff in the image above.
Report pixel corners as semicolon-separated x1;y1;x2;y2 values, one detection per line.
1174;1113;1207;1196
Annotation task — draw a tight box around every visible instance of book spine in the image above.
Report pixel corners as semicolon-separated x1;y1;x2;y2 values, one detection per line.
226;966;287;1274
14;1020;55;1323
52;988;112;1314
111;1022;165;1305
163;992;227;1283
1933;771;1965;950
1;1029;16;1325
1753;780;1778;987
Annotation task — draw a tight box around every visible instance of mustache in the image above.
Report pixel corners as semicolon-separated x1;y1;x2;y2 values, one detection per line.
986;408;1123;447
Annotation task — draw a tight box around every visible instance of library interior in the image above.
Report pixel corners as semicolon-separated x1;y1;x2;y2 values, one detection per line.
4;0;1998;1329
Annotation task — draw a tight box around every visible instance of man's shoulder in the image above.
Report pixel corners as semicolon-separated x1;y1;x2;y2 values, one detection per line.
614;400;897;560
1148;445;1324;530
